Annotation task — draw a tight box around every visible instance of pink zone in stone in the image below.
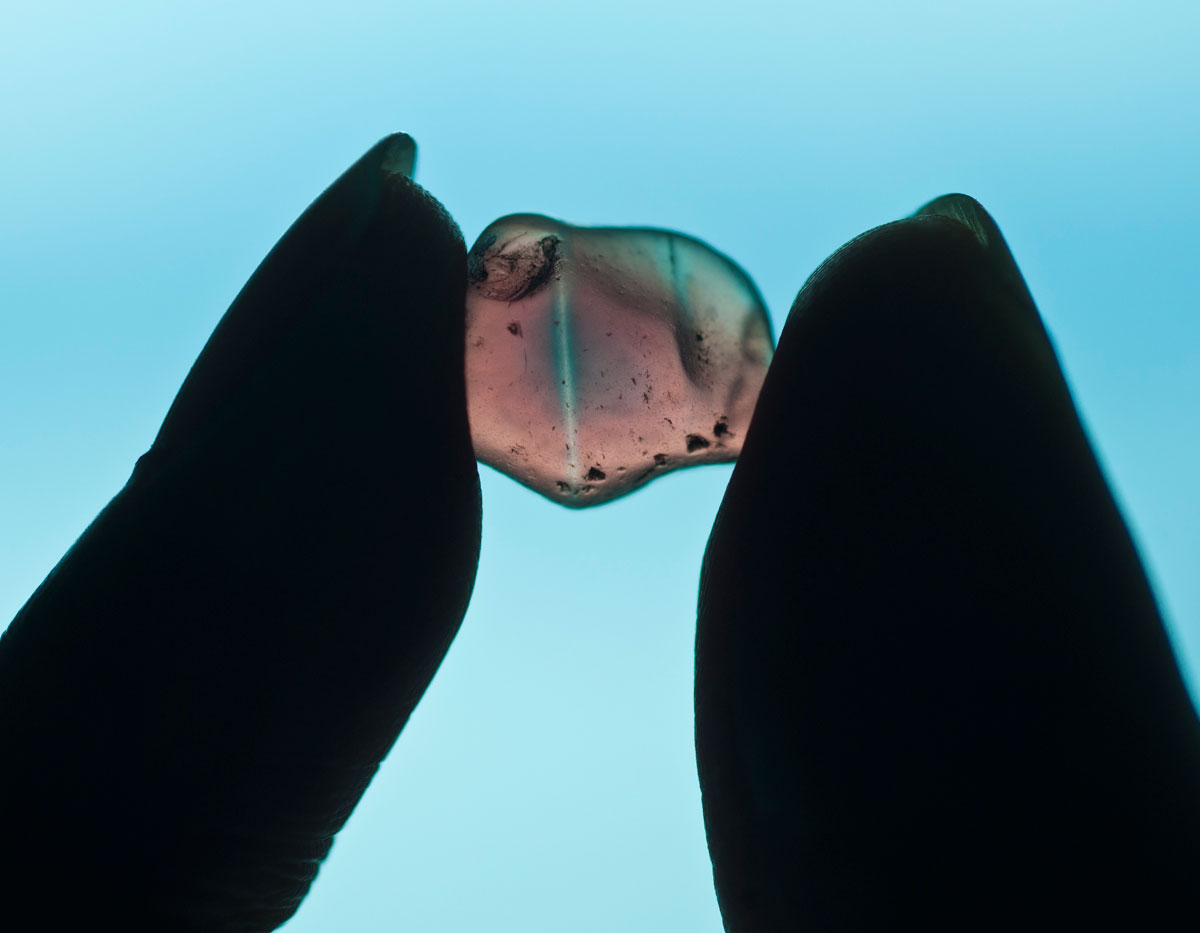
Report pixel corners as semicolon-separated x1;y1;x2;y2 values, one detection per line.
465;214;775;507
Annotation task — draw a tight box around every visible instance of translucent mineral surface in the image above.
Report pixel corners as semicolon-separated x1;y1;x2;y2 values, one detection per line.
465;215;774;507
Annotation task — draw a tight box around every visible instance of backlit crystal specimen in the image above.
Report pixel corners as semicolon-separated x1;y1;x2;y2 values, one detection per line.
465;215;774;506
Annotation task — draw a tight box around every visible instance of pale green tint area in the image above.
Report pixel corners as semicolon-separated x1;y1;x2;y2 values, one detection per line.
1;2;1198;931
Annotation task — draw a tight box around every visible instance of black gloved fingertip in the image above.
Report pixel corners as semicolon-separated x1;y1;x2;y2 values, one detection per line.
377;132;416;179
914;193;1042;327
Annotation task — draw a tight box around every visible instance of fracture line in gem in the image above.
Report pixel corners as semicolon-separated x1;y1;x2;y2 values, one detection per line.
552;255;580;486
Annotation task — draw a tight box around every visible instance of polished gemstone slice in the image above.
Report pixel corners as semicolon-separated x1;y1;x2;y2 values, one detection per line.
465;215;774;506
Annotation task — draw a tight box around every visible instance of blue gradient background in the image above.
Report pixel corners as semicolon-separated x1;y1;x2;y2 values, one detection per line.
1;2;1197;930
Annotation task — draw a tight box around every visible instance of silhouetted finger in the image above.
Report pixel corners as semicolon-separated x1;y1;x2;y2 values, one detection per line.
0;135;480;931
696;197;1200;929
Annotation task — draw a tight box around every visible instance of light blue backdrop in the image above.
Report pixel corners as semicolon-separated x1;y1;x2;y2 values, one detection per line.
2;2;1197;930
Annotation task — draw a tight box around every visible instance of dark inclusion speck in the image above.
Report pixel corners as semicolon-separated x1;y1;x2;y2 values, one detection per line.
466;214;775;507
